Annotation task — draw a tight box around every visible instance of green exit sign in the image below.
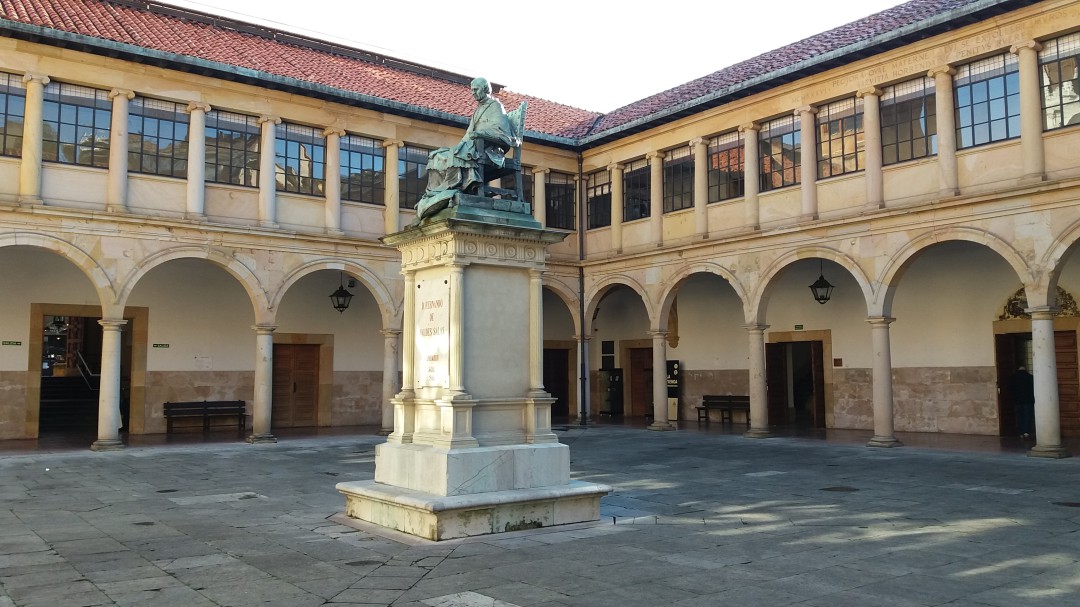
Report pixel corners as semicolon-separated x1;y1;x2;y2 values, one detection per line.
2;341;22;346
152;343;170;348
794;325;804;331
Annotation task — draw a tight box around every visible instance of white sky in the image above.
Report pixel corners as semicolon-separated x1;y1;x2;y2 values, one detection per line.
167;0;909;113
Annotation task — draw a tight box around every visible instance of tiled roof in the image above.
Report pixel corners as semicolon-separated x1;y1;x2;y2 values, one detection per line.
0;0;601;140
0;0;1027;145
589;0;1019;139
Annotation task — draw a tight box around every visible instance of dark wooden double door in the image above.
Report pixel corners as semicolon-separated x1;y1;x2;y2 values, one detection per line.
995;332;1080;438
766;341;826;428
272;344;319;428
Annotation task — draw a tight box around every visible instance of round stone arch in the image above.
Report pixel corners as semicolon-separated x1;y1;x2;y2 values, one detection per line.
0;232;117;313
1036;216;1080;308
115;246;270;323
583;274;653;335
656;262;749;330
542;277;581;337
749;247;874;325
874;228;1033;316
272;260;399;330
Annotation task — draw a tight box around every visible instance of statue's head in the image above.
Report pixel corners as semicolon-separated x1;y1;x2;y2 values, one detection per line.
470;77;491;101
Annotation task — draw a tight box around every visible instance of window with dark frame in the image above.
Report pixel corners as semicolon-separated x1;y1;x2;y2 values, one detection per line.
1040;33;1080;130
0;73;25;158
759;115;800;191
955;53;1020;149
662;146;694;213
707;131;743;203
586;170;611;230
546;171;576;230
881;77;937;165
275;122;326;196
816;97;864;178
42;81;111;168
398;144;431;210
340;134;384;205
128;96;188;178
622;158;650;221
204;110;260;187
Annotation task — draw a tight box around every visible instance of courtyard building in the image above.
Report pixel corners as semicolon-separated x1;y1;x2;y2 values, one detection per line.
0;0;1079;458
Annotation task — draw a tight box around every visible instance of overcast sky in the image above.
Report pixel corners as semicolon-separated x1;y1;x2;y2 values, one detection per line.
167;0;909;112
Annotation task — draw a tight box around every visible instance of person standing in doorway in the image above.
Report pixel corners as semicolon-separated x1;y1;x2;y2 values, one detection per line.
1011;366;1035;438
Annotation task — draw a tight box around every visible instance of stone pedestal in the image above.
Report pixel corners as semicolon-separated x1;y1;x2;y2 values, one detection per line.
338;199;610;540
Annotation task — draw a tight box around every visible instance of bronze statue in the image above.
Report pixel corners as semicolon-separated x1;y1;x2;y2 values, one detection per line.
414;77;518;221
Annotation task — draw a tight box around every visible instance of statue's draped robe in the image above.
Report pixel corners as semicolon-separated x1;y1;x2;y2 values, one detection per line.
415;97;515;219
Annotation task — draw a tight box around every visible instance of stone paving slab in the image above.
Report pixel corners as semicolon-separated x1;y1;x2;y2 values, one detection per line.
0;427;1078;606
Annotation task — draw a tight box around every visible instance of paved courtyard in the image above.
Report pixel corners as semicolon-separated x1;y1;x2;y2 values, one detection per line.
1;425;1078;607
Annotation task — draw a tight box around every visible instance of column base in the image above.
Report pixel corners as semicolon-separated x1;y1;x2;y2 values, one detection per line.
90;439;125;451
376;427;393;436
866;436;903;448
18;195;42;207
106;205;126;214
246;433;278;444
326;228;345;237
743;428;774;439
939;188;960;197
259;221;280;229
646;422;675;431
1020;173;1046;186
184;212;207;222
1027;445;1070;459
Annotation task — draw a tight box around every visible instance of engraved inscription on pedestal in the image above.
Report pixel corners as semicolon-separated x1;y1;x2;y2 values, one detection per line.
415;277;450;389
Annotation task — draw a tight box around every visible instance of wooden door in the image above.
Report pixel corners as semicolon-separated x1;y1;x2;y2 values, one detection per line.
628;347;652;417
766;343;787;425
543;348;571;420
810;341;826;428
1055;331;1080;437
995;333;1019;436
272;344;319;428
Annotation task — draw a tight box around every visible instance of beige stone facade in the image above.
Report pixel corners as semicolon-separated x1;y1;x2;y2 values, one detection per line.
3;0;1080;457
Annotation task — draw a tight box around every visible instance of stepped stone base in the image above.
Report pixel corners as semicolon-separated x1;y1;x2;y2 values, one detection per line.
337;479;610;541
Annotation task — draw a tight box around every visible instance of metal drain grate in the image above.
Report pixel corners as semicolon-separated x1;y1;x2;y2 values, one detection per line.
821;486;859;492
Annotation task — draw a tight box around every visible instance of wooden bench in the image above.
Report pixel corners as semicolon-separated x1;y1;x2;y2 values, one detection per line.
697;395;750;426
164;400;247;436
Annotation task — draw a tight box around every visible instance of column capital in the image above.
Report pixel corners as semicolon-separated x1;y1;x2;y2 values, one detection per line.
689;137;706;148
21;72;49;86
1010;40;1043;55
607;162;623;173
743;323;769;334
252;324;279;334
794;105;818;117
380;328;403;338
856;86;883;98
258;115;281;126
646;150;664;162
108;88;135;101
531;166;550;176
97;319;128;330
1026;306;1059;320
382;139;404;148
866;316;896;327
647;330;669;339
573;334;593;343
323;126;346;138
927;65;956;78
185;101;211;114
738;122;759;134
528;267;546;279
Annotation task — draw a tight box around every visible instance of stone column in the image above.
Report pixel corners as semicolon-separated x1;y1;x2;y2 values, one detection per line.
106;89;134;213
929;66;959;196
383;140;402;235
648;151;663;246
796;106;818;220
532;167;548;227
577;334;591;422
1028;308;1069;458
388;271;416;444
858;87;884;209
248;324;278;443
379;329;401;436
257;115;280;228
90;319;127;451
691;137;708;238
323;127;345;235
647;330;674;431
1011;40;1046;182
18;73;49;205
609;163;624;252
185;102;210;219
867;317;901;447
745;324;772;438
528;269;545;395
740;123;760;230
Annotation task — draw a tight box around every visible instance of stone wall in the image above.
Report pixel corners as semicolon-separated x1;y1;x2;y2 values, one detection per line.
0;371;27;439
831;368;873;430
680;369;749;423
330;371;383;426
142;371;254;434
893;367;999;435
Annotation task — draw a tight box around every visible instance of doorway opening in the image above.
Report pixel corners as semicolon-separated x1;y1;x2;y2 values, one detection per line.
626;346;653;418
543;347;571;422
766;339;827;428
272;343;320;429
995;330;1080;438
